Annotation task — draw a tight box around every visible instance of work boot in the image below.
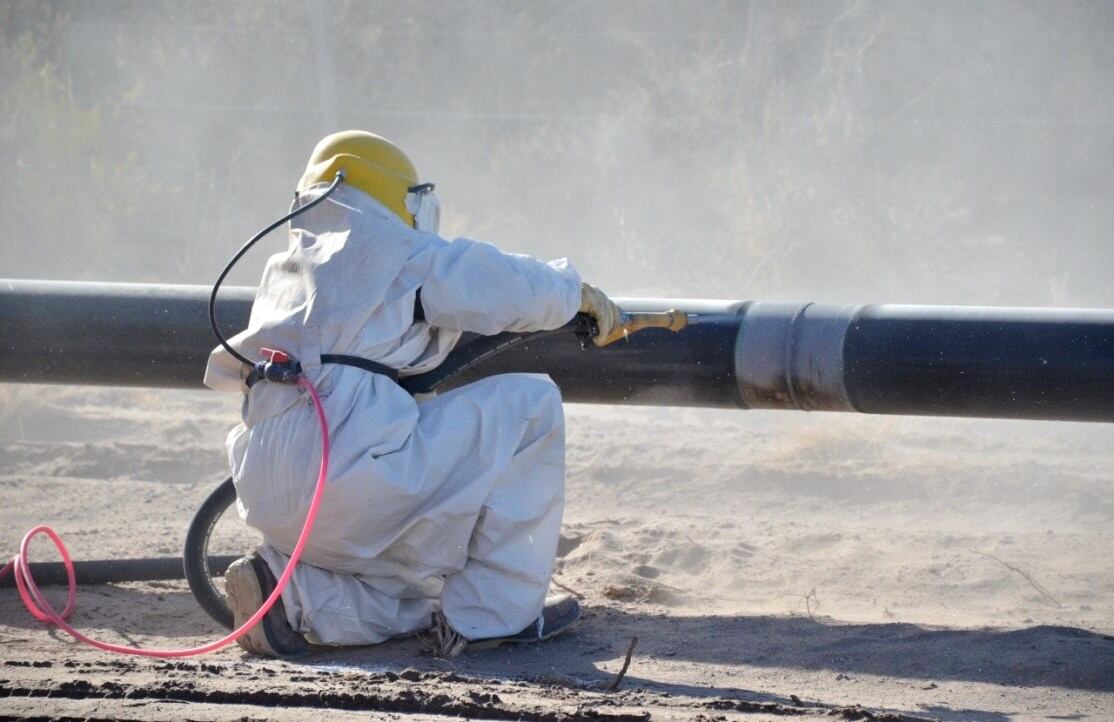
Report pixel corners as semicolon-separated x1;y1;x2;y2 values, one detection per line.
430;593;581;658
224;550;310;658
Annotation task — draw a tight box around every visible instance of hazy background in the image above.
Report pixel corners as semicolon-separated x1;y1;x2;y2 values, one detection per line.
3;0;1112;308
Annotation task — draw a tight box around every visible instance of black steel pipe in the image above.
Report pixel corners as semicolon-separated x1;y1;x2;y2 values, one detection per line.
844;305;1114;421
2;279;1113;421
417;300;746;408
0;279;253;388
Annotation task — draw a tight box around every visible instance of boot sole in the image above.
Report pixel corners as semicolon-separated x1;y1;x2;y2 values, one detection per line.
468;625;574;650
468;597;581;651
223;557;275;657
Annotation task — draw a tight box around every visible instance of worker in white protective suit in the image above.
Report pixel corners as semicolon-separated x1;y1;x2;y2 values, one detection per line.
204;130;624;658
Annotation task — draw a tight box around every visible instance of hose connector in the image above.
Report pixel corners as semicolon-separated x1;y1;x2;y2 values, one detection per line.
255;348;302;385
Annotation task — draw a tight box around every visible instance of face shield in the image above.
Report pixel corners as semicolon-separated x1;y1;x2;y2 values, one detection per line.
405;183;441;235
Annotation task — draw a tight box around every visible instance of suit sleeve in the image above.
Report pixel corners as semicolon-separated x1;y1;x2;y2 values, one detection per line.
419;236;582;335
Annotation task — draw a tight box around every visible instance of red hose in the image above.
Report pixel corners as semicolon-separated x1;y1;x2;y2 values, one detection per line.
0;376;329;657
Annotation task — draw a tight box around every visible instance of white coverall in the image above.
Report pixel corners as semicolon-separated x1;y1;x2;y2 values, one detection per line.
204;183;581;646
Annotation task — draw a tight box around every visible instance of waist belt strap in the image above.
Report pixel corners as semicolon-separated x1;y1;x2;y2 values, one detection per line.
320;354;400;382
246;354;399;388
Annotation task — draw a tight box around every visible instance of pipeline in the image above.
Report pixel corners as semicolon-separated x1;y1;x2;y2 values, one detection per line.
3;279;1114;421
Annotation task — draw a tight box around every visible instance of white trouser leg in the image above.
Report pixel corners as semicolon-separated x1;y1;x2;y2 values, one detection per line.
439;377;566;640
257;546;435;646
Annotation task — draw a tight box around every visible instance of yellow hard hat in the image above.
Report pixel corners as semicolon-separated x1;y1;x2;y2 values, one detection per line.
298;130;420;226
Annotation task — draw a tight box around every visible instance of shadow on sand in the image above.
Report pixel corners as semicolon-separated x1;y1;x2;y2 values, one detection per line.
321;606;1113;693
3;585;1109;721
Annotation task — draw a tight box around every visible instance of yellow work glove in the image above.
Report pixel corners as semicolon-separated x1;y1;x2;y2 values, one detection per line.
579;283;626;347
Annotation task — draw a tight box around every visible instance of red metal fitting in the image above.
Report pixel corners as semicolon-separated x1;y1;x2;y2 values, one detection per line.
260;348;290;364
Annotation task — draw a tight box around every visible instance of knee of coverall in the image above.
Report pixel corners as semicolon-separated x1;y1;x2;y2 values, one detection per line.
481;373;567;521
475;373;565;426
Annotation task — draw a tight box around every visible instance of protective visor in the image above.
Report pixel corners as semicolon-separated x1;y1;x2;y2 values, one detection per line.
405;183;441;234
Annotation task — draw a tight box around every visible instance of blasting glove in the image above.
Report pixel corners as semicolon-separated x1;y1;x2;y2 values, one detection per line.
579;283;626;347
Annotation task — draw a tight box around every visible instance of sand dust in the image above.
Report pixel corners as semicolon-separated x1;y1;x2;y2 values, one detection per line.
1;384;1112;720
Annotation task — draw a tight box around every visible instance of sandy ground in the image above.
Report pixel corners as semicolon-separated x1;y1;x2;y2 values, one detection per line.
1;384;1112;721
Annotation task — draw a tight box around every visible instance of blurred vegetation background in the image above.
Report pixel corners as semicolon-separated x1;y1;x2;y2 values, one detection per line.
2;0;1112;306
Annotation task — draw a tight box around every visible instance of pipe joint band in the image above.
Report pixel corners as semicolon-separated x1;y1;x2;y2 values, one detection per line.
735;302;859;411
